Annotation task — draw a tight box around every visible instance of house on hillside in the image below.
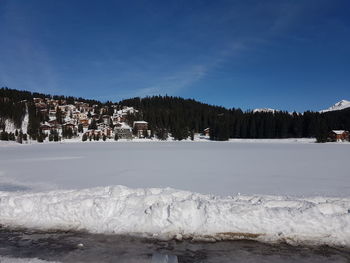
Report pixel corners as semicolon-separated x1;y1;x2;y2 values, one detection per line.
79;118;89;128
48;119;60;126
85;129;102;138
133;121;148;138
91;113;99;120
33;98;44;104
328;130;349;142
40;123;52;134
40;108;48;114
78;112;88;119
63;123;76;130
35;102;47;110
48;119;62;132
113;115;126;123
114;123;133;139
102;115;111;125
49;110;57;119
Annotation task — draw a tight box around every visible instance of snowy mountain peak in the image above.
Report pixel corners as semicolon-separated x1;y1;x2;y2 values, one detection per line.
320;99;350;113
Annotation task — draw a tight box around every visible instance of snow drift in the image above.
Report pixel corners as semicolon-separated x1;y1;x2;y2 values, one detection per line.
0;185;349;247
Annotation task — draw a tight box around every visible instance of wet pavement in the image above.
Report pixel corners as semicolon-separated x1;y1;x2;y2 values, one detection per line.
0;227;349;263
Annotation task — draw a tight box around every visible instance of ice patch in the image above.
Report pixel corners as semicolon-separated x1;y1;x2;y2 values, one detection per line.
0;256;58;263
0;172;56;192
152;253;178;263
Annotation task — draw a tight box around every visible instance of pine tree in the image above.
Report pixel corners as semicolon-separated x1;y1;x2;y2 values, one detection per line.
78;124;84;133
88;120;97;130
316;119;328;143
37;133;44;143
190;130;194;141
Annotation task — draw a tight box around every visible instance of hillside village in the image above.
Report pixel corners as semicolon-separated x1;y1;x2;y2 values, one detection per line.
32;97;153;142
2;96;350;144
0;95;166;143
1;88;350;144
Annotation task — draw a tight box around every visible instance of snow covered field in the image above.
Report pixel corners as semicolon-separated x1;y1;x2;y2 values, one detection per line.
0;140;349;196
0;141;349;248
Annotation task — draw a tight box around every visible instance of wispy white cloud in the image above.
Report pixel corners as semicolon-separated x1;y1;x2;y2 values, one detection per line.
0;0;329;103
123;40;249;98
122;2;315;99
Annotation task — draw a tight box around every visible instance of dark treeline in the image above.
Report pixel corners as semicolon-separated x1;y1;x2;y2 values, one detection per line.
120;96;350;141
0;87;102;106
1;88;350;141
0;90;27;130
120;96;224;140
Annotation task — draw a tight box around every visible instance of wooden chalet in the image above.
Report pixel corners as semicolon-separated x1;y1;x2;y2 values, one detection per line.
328;130;349;142
79;118;89;127
133;121;148;138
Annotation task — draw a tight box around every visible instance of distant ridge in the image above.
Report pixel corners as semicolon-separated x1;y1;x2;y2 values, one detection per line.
253;108;278;113
1;87;350;142
320;100;350;113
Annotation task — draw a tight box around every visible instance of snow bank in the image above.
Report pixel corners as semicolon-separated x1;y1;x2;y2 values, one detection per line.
0;185;349;247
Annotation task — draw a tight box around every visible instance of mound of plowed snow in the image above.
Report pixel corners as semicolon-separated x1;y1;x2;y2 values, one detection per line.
0;185;349;247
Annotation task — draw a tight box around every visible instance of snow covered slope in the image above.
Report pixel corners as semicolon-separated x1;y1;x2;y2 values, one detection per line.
2;107;28;134
320;100;350;113
252;108;278;113
21;108;29;134
0;185;349;247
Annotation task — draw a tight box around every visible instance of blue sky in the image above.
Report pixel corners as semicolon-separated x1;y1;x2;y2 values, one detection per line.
0;0;349;112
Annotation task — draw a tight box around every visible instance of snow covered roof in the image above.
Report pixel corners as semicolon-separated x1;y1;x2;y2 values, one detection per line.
115;106;138;115
63;122;76;126
115;122;132;130
331;130;347;135
133;121;148;124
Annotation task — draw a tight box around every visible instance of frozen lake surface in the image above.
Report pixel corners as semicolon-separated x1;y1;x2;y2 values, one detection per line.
0;141;350;261
0;141;349;197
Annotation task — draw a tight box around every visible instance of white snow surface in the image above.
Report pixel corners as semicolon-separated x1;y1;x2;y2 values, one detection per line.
21;109;29;134
0;185;349;247
252;108;278;113
0;141;349;247
0;142;350;197
3;108;28;134
0;257;57;263
331;130;347;135
4;119;16;133
320;99;350;113
0;141;349;196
